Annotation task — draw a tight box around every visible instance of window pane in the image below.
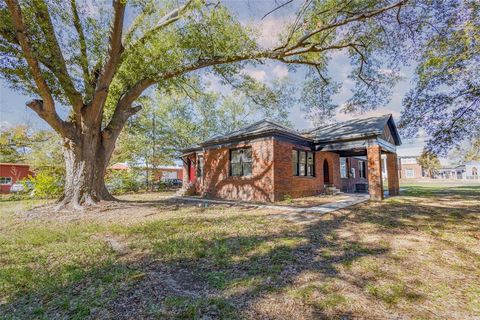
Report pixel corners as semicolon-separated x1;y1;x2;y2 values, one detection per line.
307;152;314;176
243;162;252;176
231;150;241;163
299;151;306;176
242;148;252;162
340;158;347;178
307;164;314;176
307;152;313;164
231;163;242;176
292;150;298;175
291;150;298;162
299;151;306;164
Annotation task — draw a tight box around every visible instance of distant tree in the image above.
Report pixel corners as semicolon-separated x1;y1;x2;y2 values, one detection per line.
113;82;293;167
449;136;480;164
0;125;29;162
0;0;420;207
400;1;479;155
418;151;441;178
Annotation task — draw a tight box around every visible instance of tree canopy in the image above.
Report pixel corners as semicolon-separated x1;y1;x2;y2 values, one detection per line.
400;0;479;155
1;0;467;206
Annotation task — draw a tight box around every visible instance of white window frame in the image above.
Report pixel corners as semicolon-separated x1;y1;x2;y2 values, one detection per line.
0;177;12;185
405;169;415;178
340;158;347;178
359;161;366;179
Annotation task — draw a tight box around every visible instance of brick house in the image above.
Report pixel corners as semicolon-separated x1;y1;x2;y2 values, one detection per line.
0;163;34;193
181;114;401;202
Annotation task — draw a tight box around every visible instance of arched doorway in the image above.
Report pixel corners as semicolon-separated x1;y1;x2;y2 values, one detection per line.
323;159;330;184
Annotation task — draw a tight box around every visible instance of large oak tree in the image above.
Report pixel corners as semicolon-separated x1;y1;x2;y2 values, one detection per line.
0;0;412;208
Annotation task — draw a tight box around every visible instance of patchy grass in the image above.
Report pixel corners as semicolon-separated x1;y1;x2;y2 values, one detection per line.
275;194;350;207
0;184;479;319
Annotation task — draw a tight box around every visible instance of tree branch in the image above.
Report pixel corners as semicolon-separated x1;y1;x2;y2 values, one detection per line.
90;0;126;122
283;0;407;52
5;0;71;137
125;0;196;49
33;0;84;113
71;0;91;98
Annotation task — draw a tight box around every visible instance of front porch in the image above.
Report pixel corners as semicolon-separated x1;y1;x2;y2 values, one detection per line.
317;143;400;201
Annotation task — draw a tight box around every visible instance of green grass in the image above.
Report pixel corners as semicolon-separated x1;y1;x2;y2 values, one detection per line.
0;183;479;318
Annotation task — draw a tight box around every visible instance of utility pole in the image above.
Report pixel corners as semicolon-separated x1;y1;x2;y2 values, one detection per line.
151;112;156;191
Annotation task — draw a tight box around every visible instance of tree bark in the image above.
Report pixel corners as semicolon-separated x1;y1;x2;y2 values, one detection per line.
57;129;116;209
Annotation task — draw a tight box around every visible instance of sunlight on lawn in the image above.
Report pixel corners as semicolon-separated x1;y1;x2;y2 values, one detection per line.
0;184;479;319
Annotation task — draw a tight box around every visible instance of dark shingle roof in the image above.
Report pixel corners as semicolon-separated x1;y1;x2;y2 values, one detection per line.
306;114;401;145
201;120;307;145
181;115;401;154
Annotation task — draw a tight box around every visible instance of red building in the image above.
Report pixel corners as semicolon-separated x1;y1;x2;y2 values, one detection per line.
181;115;401;202
0;163;34;193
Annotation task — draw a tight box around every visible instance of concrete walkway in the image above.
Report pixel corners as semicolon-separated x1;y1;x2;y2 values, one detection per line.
177;193;369;214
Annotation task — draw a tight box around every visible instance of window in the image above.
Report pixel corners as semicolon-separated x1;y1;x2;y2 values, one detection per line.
307;152;314;176
230;148;252;176
472;167;478;176
292;149;314;177
0;177;12;185
340;158;347;178
406;169;415;178
359;161;366;179
299;151;306;176
292;150;298;175
197;156;204;178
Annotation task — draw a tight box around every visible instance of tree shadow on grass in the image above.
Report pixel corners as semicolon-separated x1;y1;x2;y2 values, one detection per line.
2;187;479;319
1;207;392;319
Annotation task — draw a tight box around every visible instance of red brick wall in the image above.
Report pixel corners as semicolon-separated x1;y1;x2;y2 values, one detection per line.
186;138;343;202
398;163;423;179
367;145;384;201
272;139;340;201
199;138;275;202
386;153;400;195
0;164;34;193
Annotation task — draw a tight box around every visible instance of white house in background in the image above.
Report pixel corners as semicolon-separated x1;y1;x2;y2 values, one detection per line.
436;161;479;180
465;161;479;180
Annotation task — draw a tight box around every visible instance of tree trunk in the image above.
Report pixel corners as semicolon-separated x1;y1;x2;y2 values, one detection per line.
57;130;116;209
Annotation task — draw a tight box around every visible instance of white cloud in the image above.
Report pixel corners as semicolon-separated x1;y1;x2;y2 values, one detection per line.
272;65;289;79
255;16;293;48
243;69;267;82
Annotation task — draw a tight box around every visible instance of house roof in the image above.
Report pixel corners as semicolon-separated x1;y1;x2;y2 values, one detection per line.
0;163;30;166
181;114;401;154
305;114;401;145
201;119;308;146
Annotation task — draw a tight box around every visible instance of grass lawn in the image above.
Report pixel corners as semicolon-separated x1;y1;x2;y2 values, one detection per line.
0;184;479;319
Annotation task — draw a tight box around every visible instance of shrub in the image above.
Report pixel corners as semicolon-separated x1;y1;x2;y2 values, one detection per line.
105;170;141;194
27;168;64;199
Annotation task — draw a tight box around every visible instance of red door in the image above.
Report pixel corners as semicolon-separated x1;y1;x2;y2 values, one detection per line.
188;158;196;183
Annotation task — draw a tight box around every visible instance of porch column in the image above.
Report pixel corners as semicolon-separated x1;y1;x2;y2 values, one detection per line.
367;145;384;201
182;157;189;185
386;153;400;196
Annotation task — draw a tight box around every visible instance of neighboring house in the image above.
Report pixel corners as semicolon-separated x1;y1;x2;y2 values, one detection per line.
465;161;480;180
109;163;183;181
0;163;34;193
154;166;184;181
396;136;426;179
437;161;479;180
181;114;402;202
398;156;424;179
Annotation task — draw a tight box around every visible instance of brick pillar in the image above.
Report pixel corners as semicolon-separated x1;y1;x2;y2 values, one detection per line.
182;157;189;185
367;145;384;201
386;153;400;196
